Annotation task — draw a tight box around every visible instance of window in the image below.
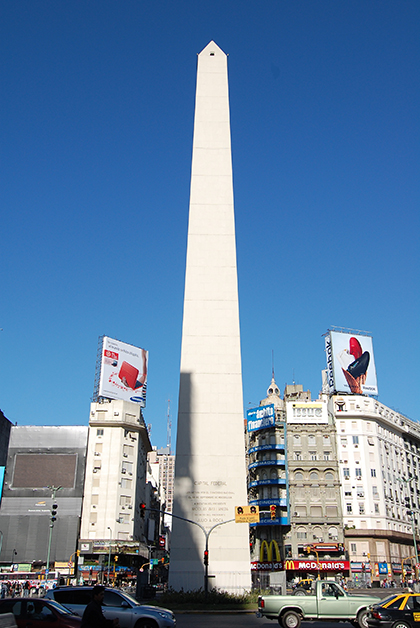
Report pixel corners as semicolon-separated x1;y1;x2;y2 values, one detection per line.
347;503;353;513
359;504;365;514
308;435;316;446
350;543;357;553
310;451;317;461
345;490;352;497
343;468;350;479
374;503;380;514
96;429;104;436
355;468;362;478
372;486;379;497
324;452;330;460
324;435;331;446
295;471;304;481
295;452;301;460
293;435;301;446
341;437;348;447
325;472;334;482
310;472;319;481
371;469;376;477
357;487;364;498
297;530;307;539
353;436;359;445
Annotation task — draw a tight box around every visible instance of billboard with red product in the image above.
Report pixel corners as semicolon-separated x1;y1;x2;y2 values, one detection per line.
98;336;148;406
325;331;378;396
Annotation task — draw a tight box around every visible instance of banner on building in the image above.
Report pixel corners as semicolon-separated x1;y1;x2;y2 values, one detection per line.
247;404;275;432
325;331;378;396
286;401;328;424
98;336;148;406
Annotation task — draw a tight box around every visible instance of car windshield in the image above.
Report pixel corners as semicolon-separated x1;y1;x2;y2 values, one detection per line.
46;600;75;616
377;595;402;607
117;591;140;607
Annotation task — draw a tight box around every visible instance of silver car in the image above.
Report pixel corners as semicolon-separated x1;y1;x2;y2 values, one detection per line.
44;587;175;628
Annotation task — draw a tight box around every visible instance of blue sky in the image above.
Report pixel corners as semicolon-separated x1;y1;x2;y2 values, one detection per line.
1;1;419;449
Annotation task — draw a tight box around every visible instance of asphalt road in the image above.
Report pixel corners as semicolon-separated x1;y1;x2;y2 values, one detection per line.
174;616;354;628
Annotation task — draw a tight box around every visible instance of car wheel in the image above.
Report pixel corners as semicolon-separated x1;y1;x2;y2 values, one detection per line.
281;610;302;628
293;588;307;596
135;620;158;628
392;622;411;628
357;609;370;628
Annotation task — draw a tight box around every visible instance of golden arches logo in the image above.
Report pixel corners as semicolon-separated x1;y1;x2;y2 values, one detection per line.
260;540;281;562
284;560;295;570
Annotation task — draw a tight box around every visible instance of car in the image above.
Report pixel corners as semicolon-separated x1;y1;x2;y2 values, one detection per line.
45;586;176;628
293;578;314;595
367;593;420;628
0;598;81;628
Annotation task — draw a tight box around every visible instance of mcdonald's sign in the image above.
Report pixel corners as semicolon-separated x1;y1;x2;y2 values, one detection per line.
260;540;281;562
284;560;295;571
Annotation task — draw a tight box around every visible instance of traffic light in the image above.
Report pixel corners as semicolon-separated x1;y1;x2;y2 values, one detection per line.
114;555;118;562
203;550;209;566
270;504;276;520
51;503;58;524
160;557;165;563
76;550;80;557
140;503;146;518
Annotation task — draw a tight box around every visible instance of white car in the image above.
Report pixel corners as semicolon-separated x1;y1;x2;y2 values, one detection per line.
44;587;175;628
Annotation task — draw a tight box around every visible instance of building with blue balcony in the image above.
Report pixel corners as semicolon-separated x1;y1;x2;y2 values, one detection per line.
246;376;289;589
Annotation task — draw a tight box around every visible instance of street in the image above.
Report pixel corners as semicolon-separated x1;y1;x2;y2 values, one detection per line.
174;615;354;628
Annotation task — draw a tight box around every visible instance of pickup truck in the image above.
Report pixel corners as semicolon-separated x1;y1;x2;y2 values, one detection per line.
257;579;381;628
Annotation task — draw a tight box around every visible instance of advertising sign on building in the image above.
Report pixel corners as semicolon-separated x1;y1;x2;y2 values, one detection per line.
286;401;328;424
284;559;350;572
98;336;148;407
325;331;378;396
247;404;275;432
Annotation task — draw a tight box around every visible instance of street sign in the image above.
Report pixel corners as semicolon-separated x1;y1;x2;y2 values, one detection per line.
150;559;159;565
67;562;73;568
235;505;260;523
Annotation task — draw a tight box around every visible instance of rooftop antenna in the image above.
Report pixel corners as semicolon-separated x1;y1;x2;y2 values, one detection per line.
166;399;172;454
271;350;275;379
293;369;296;385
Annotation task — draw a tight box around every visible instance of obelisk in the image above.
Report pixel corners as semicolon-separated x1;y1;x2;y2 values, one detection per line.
168;42;251;593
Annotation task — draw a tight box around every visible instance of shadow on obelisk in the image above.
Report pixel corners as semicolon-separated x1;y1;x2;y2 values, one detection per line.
169;372;205;591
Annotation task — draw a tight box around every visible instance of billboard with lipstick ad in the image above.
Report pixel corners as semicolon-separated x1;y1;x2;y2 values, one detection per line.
325;331;378;396
98;336;148;406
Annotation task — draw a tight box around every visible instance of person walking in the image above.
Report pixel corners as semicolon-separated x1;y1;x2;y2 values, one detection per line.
81;586;119;628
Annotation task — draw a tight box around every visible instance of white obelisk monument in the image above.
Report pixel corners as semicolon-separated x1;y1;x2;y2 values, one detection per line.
168;42;251;593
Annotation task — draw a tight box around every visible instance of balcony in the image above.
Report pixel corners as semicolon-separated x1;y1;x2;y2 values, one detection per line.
249;478;287;488
248;459;286;470
249;497;287;507
248;444;285;454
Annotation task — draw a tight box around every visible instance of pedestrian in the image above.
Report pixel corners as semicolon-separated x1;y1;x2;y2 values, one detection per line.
81;586;119;628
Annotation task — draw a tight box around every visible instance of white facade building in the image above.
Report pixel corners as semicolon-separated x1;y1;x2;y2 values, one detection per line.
80;399;151;545
330;393;420;582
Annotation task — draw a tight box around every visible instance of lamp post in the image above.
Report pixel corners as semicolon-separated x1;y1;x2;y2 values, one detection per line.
398;477;419;577
107;527;112;585
0;531;3;560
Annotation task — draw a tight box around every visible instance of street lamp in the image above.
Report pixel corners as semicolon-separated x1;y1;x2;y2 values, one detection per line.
398;477;419;575
107;527;112;585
